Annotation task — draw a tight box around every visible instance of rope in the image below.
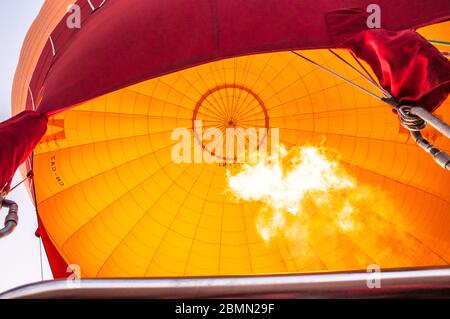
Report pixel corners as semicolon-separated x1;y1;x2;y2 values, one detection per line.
429;40;450;47
349;52;378;84
6;171;34;195
290;51;384;101
328;49;392;98
38;236;44;281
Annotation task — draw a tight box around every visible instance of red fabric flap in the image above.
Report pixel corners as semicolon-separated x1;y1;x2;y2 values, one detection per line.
343;29;450;112
0;111;47;192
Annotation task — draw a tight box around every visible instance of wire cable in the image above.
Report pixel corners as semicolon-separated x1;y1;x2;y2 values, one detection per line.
291;51;384;101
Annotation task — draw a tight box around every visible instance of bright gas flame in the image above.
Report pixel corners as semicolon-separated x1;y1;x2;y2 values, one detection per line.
226;143;441;270
227;144;364;240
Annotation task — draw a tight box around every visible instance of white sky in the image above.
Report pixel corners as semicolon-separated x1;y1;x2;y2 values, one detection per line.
0;0;53;294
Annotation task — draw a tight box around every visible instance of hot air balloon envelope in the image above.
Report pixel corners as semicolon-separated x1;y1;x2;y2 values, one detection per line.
9;0;450;279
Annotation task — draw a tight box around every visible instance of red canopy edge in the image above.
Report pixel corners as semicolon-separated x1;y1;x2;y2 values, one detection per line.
30;0;450;115
0;111;47;192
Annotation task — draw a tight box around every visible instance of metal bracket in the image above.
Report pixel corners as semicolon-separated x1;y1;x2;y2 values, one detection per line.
1;267;450;299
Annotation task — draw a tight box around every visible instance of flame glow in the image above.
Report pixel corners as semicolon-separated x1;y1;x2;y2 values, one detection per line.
226;144;442;270
227;145;361;241
228;146;356;240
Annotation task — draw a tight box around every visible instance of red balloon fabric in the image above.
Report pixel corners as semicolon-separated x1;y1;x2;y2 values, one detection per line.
0;111;47;193
34;0;450;115
343;29;450;112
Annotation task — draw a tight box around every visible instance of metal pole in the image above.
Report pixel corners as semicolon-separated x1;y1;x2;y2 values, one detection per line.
410;131;450;170
1;267;450;299
397;106;450;170
410;106;450;138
